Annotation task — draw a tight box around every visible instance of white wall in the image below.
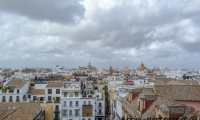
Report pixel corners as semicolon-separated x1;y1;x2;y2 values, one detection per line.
35;84;47;89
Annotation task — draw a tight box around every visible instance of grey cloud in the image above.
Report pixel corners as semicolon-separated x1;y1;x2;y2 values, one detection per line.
1;0;200;69
0;0;85;24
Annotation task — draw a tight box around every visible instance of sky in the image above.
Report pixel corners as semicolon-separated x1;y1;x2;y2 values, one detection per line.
0;0;200;69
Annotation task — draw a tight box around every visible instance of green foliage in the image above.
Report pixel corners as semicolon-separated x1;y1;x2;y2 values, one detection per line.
90;90;94;94
3;86;9;93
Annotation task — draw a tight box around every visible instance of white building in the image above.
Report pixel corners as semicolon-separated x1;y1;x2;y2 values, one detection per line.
0;79;29;102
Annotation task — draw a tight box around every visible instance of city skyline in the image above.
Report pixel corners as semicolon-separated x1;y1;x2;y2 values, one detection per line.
0;0;200;69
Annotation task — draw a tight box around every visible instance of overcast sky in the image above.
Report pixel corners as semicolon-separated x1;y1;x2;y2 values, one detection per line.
0;0;200;69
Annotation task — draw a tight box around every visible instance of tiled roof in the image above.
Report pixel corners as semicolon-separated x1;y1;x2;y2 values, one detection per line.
166;80;187;85
182;106;200;119
155;78;176;84
27;89;45;95
6;79;27;88
179;80;199;85
0;102;41;120
154;85;200;101
142;95;186;118
46;81;63;87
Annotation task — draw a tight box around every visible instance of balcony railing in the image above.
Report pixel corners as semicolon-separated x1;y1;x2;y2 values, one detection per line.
97;113;103;116
16;99;20;102
69;105;73;108
2;99;6;102
63;114;79;117
9;99;13;102
9;90;14;93
99;105;102;108
82;105;92;108
53;117;60;120
55;100;60;103
75;104;79;107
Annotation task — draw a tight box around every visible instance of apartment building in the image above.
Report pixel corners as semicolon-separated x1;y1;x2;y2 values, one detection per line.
45;81;63;120
0;79;29;102
60;79;105;120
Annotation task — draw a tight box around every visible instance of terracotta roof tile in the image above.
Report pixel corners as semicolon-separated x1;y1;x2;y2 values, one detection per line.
155;85;200;101
6;79;27;88
46;81;63;87
27;89;45;95
0;102;41;120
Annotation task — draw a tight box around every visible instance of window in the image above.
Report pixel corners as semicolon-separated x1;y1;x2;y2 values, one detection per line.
75;109;79;116
33;96;36;100
69;110;72;115
62;110;67;116
70;101;73;107
69;92;73;97
28;95;31;98
48;96;51;101
63;101;66;107
48;89;52;94
99;103;102;107
55;105;59;110
16;96;19;101
88;101;91;105
88;118;91;120
97;95;99;97
64;92;68;97
75;92;79;97
9;96;13;102
83;101;86;105
76;101;78;106
99;109;102;114
17;89;19;93
2;96;6;102
56;89;60;94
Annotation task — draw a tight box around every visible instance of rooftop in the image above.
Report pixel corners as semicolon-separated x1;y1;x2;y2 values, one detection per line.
6;79;27;88
27;89;45;95
0;102;42;120
46;81;63;88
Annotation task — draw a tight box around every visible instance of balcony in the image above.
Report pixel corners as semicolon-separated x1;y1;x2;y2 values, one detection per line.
82;105;92;108
9;90;14;93
53;118;60;120
74;114;80;117
16;99;20;102
9;99;13;102
69;105;73;108
2;99;6;102
55;100;60;103
99;105;102;108
96;113;103;116
54;108;60;113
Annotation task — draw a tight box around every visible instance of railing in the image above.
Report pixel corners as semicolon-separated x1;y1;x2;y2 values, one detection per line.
55;100;60;103
99;105;102;108
97;113;103;116
53;117;60;120
9;90;14;93
62;114;80;117
16;99;20;102
75;104;79;107
9;99;13;102
82;105;92;108
69;105;73;108
55;108;60;111
2;99;6;102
